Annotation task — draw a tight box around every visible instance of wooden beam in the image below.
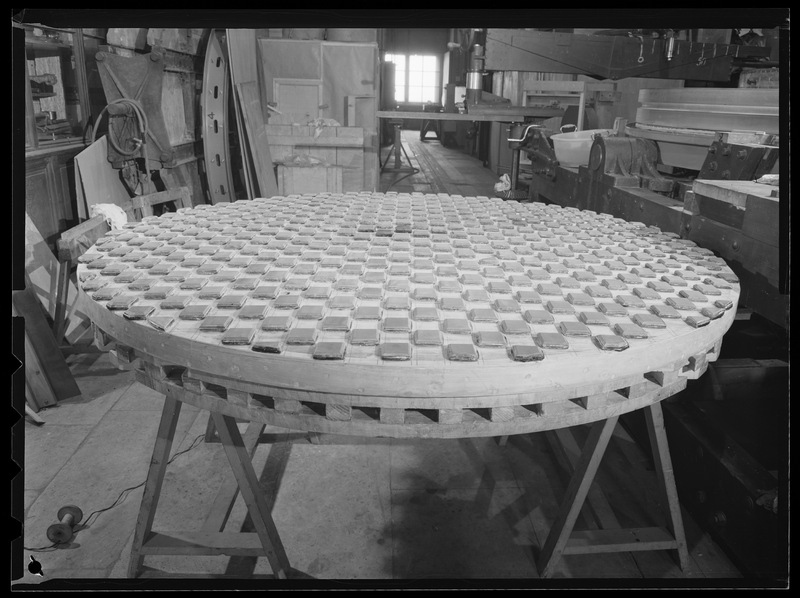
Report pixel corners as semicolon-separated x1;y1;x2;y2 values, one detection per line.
142;531;267;556
484;29;769;81
377;109;562;122
236;82;280;198
564;526;678;555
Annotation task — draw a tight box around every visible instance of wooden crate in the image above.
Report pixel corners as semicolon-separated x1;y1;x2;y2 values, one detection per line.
277;164;342;195
267;124;364;193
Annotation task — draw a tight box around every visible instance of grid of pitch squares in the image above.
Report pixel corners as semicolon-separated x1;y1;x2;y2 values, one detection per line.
77;193;740;365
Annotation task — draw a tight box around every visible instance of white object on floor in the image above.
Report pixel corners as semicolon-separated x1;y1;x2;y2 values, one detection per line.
493;173;511;193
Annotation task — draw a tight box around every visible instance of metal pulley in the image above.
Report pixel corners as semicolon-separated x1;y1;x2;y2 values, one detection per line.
588;136;675;194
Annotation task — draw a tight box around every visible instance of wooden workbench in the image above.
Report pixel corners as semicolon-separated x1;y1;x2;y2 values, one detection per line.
75;192;740;579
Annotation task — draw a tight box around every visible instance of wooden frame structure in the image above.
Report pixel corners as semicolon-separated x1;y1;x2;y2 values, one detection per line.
522;80;616;132
122;367;689;579
74;193;739;579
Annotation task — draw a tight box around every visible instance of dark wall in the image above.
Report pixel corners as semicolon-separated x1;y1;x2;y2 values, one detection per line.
381;28;450;56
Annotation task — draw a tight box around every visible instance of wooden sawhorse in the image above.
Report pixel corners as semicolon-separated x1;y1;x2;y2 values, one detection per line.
128;392;687;579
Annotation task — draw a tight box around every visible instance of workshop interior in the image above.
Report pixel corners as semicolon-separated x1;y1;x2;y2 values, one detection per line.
13;13;789;590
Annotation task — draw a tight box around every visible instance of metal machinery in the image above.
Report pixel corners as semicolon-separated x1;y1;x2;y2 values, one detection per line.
94;47;177;197
477;27;787;580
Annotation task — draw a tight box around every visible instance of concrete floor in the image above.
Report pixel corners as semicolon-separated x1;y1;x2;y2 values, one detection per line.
15;348;744;590
15;134;745;589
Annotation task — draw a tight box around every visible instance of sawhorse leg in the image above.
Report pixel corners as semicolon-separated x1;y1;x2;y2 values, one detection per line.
204;412;217;443
537;403;688;578
128;395;183;578
127;396;290;579
644;401;689;569
211;412;290;578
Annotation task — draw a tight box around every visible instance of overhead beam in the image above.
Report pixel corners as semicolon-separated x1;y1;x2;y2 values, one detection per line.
484;29;771;81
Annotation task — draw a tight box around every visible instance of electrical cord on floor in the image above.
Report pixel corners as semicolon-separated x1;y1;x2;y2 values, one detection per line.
385;168;420;192
23;433;206;552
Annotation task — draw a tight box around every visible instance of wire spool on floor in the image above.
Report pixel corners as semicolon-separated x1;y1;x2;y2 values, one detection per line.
46;505;83;544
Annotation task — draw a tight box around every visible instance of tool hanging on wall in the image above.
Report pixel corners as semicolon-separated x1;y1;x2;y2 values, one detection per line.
92;98;154;196
94;48;176;196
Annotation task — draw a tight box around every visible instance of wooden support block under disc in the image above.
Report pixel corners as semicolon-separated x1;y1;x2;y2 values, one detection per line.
115;344;137;364
489;406;516;423
227;388;251;407
326;404;352;421
646;369;680;387
274;397;301;414
379;407;405;424
438;409;463;425
182;374;205;394
93;323;113;349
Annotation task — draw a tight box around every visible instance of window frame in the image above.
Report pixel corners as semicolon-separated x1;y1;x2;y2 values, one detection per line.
385;52;440;104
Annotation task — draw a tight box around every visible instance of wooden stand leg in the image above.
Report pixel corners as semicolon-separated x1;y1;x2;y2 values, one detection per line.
544;428;617;531
537;405;690;578
204;412;218;443
51;259;71;346
128;395;183;578
211;412;290;579
538;416;619;578
644;402;689;569
202;421;265;533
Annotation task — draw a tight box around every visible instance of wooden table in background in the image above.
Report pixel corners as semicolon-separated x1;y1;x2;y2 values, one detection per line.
75;192;740;579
